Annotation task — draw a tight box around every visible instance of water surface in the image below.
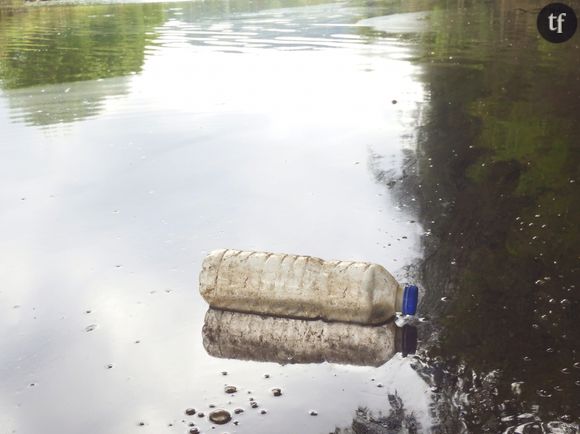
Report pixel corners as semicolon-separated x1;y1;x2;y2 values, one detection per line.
0;0;579;433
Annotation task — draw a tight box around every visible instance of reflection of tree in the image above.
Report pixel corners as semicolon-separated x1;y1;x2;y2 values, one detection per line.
0;2;164;125
0;3;164;88
333;398;421;434
0;0;24;20
5;76;130;126
371;1;579;432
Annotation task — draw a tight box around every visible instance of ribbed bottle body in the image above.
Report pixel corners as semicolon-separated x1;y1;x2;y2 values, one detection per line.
199;249;402;324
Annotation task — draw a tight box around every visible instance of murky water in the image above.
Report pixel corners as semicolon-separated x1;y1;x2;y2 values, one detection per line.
0;0;578;433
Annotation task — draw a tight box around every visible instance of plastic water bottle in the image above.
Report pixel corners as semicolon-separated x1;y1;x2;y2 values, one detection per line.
199;249;418;325
202;308;417;366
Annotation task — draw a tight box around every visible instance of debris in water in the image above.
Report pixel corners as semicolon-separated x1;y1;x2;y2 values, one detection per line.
224;385;237;394
536;389;552;398
209;409;231;425
272;388;282;397
309;410;318;416
185;408;196;416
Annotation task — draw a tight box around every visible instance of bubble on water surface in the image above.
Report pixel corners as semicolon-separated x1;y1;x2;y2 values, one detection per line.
536;389;552;398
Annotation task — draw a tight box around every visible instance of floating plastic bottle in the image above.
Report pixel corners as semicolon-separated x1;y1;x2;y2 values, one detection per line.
199;249;418;325
202;308;417;366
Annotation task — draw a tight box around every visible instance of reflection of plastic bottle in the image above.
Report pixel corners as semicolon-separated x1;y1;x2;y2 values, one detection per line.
199;249;418;325
202;309;417;367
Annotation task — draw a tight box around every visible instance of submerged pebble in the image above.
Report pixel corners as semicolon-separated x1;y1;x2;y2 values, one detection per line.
224;385;237;394
234;408;244;414
272;388;282;397
309;410;318;416
185;408;196;416
209;409;231;425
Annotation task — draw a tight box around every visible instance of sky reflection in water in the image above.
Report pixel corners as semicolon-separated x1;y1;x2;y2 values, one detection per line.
0;2;430;433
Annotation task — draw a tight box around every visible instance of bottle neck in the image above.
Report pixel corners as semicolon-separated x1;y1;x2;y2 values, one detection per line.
394;325;418;357
394;284;404;313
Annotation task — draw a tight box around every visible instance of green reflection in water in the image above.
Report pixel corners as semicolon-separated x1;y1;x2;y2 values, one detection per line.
0;0;340;126
399;0;580;430
0;2;165;89
0;1;165;125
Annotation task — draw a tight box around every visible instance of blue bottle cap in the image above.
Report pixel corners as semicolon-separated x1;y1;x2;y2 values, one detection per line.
402;284;418;316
